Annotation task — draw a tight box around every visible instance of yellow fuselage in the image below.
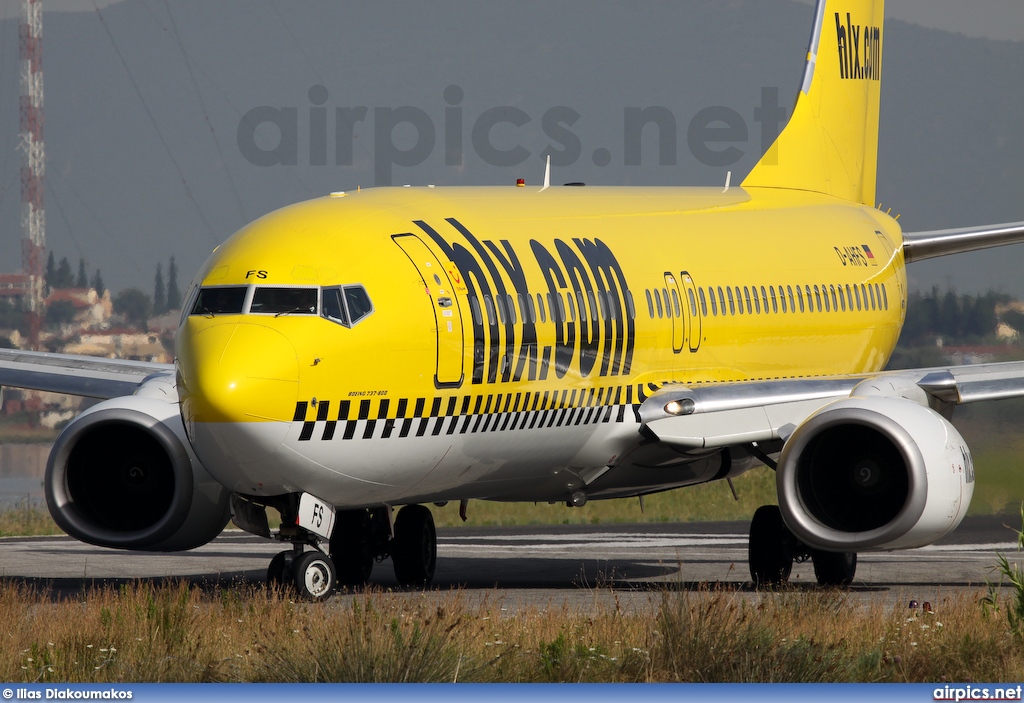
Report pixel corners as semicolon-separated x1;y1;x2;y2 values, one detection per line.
175;185;905;505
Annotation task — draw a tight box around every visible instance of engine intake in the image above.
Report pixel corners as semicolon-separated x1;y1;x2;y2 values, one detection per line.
778;396;973;551
46;395;230;552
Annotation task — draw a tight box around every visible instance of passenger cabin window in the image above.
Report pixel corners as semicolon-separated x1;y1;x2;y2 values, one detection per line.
495;295;507;324
251;287;317;315
190;286;247;315
321;285;374;327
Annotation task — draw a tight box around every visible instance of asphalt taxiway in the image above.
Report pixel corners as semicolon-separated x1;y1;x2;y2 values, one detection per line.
0;517;1019;608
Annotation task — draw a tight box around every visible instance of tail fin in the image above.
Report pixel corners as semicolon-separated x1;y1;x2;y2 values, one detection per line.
742;0;884;206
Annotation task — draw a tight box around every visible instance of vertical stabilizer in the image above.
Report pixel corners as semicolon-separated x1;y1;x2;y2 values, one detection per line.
742;0;884;206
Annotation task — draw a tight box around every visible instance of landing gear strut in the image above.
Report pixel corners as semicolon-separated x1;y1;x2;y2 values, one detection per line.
747;504;857;588
261;498;439;597
261;496;338;601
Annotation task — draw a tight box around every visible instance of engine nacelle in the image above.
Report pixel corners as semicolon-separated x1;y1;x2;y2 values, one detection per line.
777;395;974;551
46;383;231;552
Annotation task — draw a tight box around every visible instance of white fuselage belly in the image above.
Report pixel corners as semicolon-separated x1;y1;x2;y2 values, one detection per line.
190;392;661;506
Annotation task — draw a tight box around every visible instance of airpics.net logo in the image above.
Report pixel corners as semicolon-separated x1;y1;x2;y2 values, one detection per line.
236;85;789;186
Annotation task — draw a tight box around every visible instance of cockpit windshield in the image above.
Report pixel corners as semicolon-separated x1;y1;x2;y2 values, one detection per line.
190;286;247;315
187;284;372;324
250;287;317;315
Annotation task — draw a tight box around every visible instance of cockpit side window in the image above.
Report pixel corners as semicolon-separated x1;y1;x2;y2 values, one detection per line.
321;284;373;327
345;286;373;323
190;286;247;316
250;287;317;315
321;288;349;325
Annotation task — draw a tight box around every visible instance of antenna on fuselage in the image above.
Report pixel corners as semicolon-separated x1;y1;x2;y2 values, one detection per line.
540;154;551;192
723;170;732;193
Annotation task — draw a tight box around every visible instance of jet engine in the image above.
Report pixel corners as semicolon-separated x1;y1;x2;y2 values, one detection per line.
777;395;974;552
45;377;230;552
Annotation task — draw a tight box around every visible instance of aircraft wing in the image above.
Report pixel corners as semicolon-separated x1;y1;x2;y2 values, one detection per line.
0;348;170;400
639;360;1024;450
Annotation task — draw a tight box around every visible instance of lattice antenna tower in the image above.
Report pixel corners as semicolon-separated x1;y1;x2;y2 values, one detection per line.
20;0;45;350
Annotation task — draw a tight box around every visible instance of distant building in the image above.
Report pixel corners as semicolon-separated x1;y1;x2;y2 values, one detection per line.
63;329;170;363
0;273;31;298
44;287;113;329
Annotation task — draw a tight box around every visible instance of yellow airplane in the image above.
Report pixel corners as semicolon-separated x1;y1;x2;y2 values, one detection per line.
3;0;1024;600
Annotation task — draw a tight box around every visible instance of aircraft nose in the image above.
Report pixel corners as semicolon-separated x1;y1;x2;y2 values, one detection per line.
177;321;299;444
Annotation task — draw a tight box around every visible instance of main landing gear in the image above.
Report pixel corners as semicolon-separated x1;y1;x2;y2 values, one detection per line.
265;502;438;600
747;504;857;588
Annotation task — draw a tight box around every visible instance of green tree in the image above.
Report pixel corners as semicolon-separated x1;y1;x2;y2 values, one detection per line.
113;288;152;330
52;257;74;289
44;252;56;293
940;288;961;339
900;286;1008;346
45;300;77;325
153;263;166;315
0;298;25;333
166;257;181;310
91;269;105;297
76;259;88;289
969;291;1007;339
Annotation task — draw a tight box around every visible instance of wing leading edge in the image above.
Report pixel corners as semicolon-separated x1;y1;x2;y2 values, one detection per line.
640;360;1024;451
0;348;169;400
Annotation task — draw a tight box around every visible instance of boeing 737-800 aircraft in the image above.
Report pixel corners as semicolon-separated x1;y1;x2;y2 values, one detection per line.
2;0;1024;600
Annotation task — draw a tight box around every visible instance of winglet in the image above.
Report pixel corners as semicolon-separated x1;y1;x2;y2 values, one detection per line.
742;0;885;206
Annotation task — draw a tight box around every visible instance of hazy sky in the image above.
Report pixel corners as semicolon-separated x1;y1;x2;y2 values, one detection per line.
9;1;1024;42
0;1;1020;297
794;0;1024;41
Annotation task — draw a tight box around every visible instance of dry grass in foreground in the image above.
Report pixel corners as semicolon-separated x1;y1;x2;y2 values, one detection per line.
2;581;1024;682
0;501;62;538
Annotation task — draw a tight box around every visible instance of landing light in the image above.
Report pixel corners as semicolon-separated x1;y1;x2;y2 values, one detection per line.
665;398;695;416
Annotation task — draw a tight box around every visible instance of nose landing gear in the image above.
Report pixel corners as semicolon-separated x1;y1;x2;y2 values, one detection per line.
262;500;439;600
266;546;337;601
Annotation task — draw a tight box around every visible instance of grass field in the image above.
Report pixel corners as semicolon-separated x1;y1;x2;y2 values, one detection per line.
2;581;1024;682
